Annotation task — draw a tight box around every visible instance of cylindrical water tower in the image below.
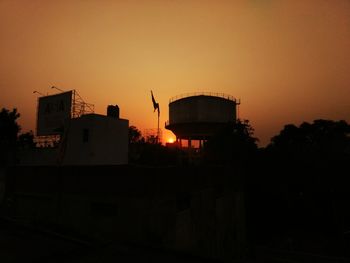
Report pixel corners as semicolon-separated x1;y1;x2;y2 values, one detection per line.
165;92;239;147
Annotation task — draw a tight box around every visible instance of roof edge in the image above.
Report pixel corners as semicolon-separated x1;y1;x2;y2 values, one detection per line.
169;92;238;103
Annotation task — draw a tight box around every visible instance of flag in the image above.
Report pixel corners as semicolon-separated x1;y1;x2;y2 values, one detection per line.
151;90;160;116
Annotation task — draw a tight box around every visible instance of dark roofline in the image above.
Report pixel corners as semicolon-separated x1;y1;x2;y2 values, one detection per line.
169;92;238;104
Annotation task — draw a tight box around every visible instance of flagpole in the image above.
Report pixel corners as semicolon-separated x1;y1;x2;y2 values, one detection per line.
157;112;159;144
151;90;160;144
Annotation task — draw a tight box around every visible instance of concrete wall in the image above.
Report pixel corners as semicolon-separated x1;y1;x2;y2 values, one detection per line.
4;165;246;262
62;114;128;165
169;96;236;125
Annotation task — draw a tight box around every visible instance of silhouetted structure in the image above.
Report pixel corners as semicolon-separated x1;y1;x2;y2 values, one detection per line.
35;88;94;146
18;107;129;166
59;113;128;165
151;90;160;143
165;93;240;149
107;104;120;118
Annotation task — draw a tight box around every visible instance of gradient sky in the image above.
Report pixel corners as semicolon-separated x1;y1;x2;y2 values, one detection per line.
1;0;350;146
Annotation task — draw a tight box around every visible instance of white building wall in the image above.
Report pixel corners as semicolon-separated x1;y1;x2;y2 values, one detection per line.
62;114;128;165
169;96;236;124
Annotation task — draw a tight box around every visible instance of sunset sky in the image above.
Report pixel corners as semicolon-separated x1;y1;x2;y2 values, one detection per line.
1;0;350;146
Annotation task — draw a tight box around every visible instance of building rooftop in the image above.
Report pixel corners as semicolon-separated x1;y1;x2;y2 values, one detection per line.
169;92;238;103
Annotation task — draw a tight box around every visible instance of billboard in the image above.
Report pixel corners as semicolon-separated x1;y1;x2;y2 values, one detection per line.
36;91;72;136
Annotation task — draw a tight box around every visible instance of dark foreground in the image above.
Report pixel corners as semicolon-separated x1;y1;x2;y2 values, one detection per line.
0;216;225;263
2;164;350;262
2;216;350;263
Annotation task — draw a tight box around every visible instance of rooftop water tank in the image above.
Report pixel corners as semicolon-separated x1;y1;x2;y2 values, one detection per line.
165;93;239;140
107;105;119;118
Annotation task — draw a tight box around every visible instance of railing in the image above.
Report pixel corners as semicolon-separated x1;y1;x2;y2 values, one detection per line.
169;92;238;103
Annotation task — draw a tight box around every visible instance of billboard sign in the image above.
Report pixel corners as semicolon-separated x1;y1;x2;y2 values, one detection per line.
36;91;72;136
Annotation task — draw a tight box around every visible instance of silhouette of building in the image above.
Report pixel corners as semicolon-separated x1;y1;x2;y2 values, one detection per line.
165;92;240;149
60;111;128;166
19;105;129;166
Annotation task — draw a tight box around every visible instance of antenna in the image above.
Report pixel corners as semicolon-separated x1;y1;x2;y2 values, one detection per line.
51;86;65;93
33;90;45;96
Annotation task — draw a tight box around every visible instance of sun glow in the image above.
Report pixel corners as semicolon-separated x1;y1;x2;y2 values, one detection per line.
167;138;175;143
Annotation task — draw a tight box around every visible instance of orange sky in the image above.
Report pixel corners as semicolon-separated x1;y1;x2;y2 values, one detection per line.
1;0;350;146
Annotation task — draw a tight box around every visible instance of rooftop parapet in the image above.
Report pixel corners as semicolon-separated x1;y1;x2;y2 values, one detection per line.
169;92;239;104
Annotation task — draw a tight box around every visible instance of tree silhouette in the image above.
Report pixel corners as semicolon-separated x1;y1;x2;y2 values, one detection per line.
203;119;258;165
248;119;350;256
18;131;35;149
0;108;21;165
268;119;350;162
128;125;143;144
128;125;178;165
